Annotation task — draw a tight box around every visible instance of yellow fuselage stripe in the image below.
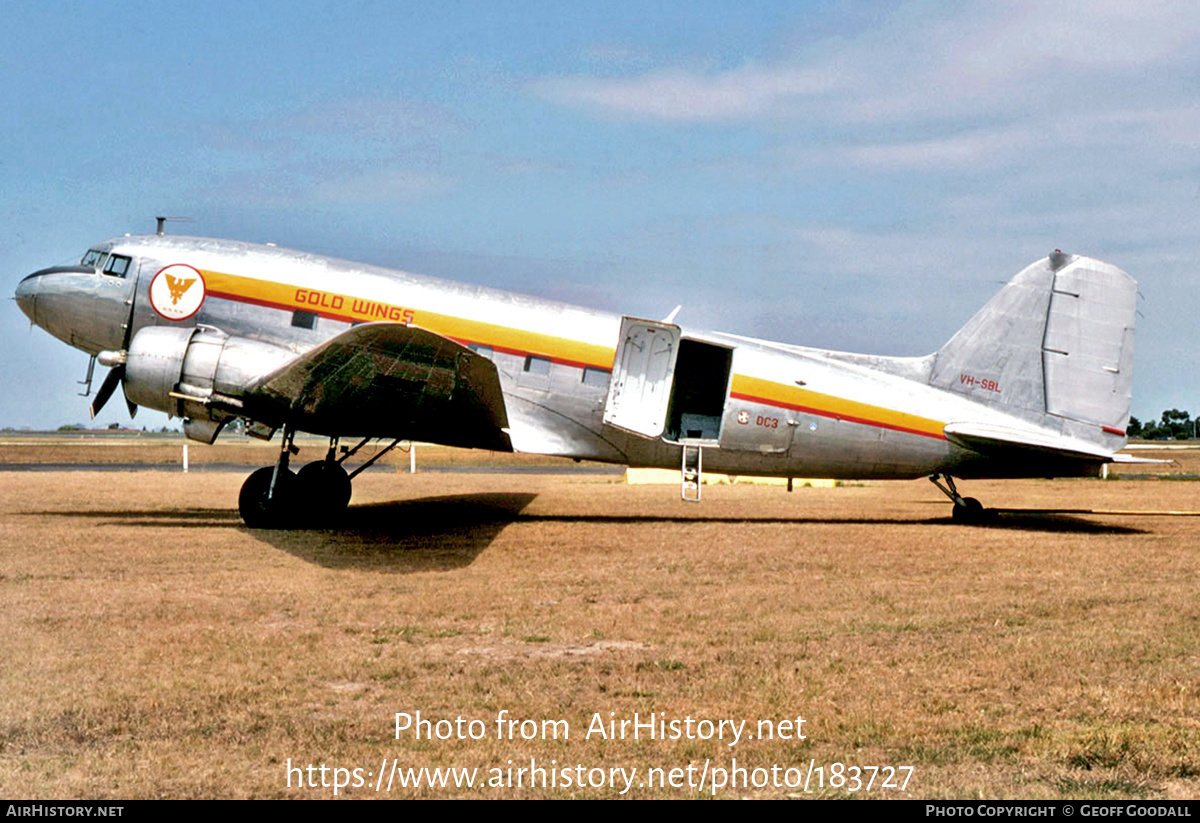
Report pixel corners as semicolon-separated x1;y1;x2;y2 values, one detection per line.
201;269;946;441
202;268;613;369
730;376;945;440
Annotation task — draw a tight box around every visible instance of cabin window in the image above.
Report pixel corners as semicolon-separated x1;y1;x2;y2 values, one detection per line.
102;254;131;278
469;344;494;360
523;355;551;376
582;366;609;387
291;309;317;330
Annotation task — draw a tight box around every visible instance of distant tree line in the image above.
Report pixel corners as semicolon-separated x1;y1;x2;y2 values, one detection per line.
1128;409;1196;440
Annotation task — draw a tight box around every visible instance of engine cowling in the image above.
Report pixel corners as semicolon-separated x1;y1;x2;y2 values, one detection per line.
123;326;296;442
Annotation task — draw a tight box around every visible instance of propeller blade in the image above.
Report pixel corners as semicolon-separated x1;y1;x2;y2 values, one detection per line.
89;365;124;419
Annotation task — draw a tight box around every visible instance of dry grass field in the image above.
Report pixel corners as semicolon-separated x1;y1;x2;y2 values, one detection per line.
1;439;1199;799
0;434;566;469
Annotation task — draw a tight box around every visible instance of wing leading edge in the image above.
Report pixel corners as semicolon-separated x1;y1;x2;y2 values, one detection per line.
246;322;512;450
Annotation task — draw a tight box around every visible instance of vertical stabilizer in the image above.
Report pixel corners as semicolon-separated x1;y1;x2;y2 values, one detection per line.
929;253;1136;447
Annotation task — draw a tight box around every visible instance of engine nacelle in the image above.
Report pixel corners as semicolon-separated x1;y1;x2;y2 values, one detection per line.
124;326;296;442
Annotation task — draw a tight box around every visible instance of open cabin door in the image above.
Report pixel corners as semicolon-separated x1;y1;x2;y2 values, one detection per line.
604;317;681;438
604;316;734;445
665;337;732;444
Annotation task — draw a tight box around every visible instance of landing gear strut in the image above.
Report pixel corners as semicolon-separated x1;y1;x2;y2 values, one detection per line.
928;473;994;524
239;426;300;529
238;432;404;528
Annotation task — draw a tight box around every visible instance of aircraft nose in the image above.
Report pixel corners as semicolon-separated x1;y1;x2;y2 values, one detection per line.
14;272;39;323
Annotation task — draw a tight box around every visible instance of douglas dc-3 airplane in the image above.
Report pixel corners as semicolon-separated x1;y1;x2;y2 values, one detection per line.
15;227;1146;527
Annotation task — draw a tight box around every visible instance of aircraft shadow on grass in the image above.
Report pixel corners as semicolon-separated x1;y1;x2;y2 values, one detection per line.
250;492;541;571
509;510;1146;535
932;510;1145;535
28;494;1145;574
25;493;538;573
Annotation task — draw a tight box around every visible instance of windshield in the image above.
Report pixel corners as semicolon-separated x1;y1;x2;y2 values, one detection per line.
80;249;109;270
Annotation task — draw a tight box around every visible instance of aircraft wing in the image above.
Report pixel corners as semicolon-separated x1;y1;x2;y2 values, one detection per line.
944;422;1168;469
244;322;512;450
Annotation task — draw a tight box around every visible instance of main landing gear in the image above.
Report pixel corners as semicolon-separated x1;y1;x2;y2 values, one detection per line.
238;428;402;528
928;473;995;524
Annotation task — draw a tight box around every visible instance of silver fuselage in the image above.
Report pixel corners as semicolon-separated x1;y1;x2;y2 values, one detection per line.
15;235;1121;480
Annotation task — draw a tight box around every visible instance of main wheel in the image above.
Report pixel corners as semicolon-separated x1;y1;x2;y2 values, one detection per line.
238;466;298;528
297;460;353;523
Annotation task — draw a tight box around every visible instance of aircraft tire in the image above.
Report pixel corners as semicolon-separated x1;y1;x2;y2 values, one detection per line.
297;461;352;522
239;466;298;528
951;497;986;524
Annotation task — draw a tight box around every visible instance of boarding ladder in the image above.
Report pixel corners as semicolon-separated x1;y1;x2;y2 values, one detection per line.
681;444;703;503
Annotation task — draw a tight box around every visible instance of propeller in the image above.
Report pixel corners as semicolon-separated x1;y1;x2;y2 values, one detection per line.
89;351;137;419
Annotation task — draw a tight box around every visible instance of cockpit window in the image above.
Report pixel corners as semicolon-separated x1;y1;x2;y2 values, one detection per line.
103;254;131;278
81;249;109;269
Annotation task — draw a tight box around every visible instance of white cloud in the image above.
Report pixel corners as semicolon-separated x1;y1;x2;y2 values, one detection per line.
951;0;1200;76
533;2;1200;129
819;128;1038;170
533;64;836;122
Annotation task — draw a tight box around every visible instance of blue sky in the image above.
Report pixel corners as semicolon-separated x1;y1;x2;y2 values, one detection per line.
3;1;1198;429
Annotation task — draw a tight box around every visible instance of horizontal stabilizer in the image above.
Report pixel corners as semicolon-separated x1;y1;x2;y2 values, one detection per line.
944;422;1120;463
1108;453;1172;465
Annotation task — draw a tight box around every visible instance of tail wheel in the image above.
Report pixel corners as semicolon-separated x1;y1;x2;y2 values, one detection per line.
951;496;986;524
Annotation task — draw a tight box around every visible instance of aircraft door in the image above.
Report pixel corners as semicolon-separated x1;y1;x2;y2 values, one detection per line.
89;252;142;351
664;338;732;444
116;257;146;349
603;317;681;438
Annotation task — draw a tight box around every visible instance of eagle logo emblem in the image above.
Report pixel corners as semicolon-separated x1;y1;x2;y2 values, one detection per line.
164;274;195;305
149;264;206;320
